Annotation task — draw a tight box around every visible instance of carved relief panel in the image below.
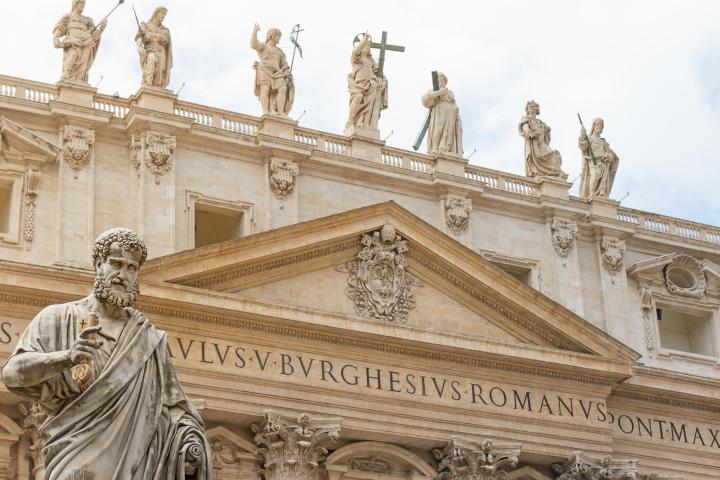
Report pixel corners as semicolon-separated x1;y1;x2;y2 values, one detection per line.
445;196;472;236
550;217;577;258
130;131;177;184
269;158;299;200
62;126;95;178
338;223;422;323
600;236;626;274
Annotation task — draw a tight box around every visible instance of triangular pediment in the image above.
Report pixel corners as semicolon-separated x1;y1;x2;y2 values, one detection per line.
144;202;638;371
0;115;61;165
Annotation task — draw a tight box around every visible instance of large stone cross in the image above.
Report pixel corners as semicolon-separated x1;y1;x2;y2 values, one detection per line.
367;31;405;78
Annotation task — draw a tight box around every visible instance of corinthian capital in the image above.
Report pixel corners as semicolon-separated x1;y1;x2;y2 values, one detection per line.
433;437;521;480
552;452;638;480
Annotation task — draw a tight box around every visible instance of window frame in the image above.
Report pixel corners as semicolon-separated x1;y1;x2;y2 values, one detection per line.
184;191;253;250
0;170;24;247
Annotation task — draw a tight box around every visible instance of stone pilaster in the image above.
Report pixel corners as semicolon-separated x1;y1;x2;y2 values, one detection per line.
433;437;521;480
596;233;631;342
55;125;95;267
547;217;584;316
552;452;638;479
251;410;341;480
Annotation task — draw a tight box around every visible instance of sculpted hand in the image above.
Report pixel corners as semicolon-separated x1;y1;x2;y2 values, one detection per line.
68;326;103;365
124;307;145;325
253;22;261;34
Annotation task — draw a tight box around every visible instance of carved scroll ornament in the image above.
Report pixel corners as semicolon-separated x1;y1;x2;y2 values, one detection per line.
62;126;95;177
600;236;626;274
551;217;577;257
269;158;299;200
445;196;472;236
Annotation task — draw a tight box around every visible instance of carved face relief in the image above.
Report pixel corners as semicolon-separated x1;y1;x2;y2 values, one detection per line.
551;218;578;257
601;236;626;274
269;159;299;200
62;126;95;173
339;223;421;323
445;197;472;236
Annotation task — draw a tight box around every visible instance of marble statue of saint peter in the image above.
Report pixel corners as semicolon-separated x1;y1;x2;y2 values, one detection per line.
2;228;212;480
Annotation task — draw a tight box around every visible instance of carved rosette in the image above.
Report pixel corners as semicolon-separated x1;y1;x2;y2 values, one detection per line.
144;132;177;182
251;411;341;480
600;236;626;274
551;218;578;257
19;402;48;479
62;126;95;177
433;438;521;480
270;158;299;200
23;170;40;243
338;223;422;323
445;196;472;236
663;254;706;298
552;452;638;480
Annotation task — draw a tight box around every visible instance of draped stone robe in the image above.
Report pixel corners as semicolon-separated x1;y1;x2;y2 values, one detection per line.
5;300;212;480
518;115;564;178
422;89;463;156
578;134;619;198
346;49;387;129
54;13;102;84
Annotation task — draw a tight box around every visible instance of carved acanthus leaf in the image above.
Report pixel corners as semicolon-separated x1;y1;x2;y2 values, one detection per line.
445;196;472;236
338;223;423;323
250;411;341;480
551;218;577;257
433;437;521;480
269;158;299;200
552;452;638;480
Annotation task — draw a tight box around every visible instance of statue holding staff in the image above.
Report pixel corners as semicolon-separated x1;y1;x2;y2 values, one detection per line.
53;0;107;84
2;228;212;479
421;72;463;156
346;33;387;130
578;117;619;198
251;23;294;116
518;100;565;178
135;6;173;89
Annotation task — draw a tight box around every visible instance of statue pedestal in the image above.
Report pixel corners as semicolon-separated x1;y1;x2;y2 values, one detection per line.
56;81;97;109
345;126;383;162
538;175;571;201
260;114;298;141
130;86;177;115
588;196;620;219
433;152;468;178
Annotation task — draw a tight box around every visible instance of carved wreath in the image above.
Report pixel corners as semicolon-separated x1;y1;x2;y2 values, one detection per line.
338;224;422;323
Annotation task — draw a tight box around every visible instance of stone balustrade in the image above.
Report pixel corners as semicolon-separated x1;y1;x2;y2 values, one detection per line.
0;73;717;250
618;207;720;245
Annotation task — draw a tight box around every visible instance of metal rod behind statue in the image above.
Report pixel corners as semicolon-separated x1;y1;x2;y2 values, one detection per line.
577;113;598;166
413;71;440;151
91;0;125;32
132;3;146;49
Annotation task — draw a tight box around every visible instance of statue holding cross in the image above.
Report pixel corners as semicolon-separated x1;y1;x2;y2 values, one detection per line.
345;31;404;134
418;71;463;156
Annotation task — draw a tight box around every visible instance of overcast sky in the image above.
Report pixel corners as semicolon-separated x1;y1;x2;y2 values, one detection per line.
2;1;719;226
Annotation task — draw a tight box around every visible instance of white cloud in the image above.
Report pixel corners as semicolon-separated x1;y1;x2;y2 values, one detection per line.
2;0;719;225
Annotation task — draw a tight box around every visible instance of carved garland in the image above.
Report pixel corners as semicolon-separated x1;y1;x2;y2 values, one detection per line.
338;223;422;323
23;170;40;243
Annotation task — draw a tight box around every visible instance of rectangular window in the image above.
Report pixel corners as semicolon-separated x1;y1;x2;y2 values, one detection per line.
0;180;12;234
657;308;715;357
494;262;532;285
194;205;244;248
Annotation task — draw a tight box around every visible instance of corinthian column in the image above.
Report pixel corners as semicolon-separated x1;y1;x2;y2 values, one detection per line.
251;410;341;480
552;452;638;479
433;437;521;480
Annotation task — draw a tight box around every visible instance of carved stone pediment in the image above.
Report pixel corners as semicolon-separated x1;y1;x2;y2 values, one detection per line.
338;223;422;323
326;441;436;480
206;426;260;480
552;452;637;480
0;116;61;166
433;437;521;480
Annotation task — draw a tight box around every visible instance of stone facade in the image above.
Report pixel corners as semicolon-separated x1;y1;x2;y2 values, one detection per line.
0;75;719;478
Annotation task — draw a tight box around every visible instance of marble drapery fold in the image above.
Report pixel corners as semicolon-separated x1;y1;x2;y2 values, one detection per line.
578;118;619;198
518;100;564;178
6;300;212;480
346;34;387;130
421;73;463;156
136;7;173;89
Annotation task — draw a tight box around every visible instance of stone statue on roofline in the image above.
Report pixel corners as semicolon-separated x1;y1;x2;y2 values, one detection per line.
345;33;388;133
421;72;463;156
2;228;213;480
518;100;566;179
136;6;173;89
578;117;620;198
53;0;107;84
251;23;295;116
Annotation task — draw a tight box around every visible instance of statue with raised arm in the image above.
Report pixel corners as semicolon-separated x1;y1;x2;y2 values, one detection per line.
251;23;294;116
578;118;619;198
53;0;107;84
2;228;212;480
346;33;388;130
518;100;565;178
136;6;172;89
421;72;463;156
